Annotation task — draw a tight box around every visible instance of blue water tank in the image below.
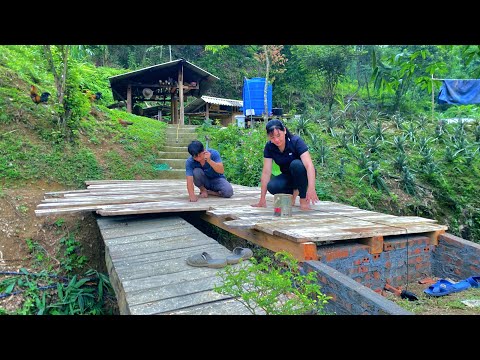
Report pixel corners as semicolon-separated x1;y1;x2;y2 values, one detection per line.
243;77;272;117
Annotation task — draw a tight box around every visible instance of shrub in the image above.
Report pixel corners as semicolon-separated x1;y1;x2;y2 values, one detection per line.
214;251;331;315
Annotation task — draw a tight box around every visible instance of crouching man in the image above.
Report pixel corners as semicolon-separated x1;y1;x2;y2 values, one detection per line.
185;140;234;202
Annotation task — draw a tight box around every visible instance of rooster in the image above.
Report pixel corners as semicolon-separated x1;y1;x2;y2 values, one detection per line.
30;85;51;105
119;119;134;127
86;90;102;102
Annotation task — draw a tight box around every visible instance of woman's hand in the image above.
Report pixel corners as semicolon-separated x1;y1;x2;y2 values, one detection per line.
305;187;319;205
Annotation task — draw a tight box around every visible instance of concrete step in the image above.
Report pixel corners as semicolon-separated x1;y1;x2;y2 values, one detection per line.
166;125;198;133
165;138;196;147
158;151;189;159
162;145;188;152
166;129;199;136
154;169;185;180
165;132;199;140
158;158;187;168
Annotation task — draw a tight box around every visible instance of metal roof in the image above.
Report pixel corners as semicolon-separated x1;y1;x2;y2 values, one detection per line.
184;95;243;113
201;96;243;107
108;59;220;102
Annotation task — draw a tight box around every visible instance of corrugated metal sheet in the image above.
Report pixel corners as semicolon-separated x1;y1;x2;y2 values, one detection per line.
184;96;243;113
201;96;243;107
109;59;219;82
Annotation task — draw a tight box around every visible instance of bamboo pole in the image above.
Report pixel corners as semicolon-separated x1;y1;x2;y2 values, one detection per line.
431;74;435;122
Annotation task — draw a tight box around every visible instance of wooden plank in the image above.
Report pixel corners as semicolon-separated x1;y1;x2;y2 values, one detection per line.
103;229;209;247
252;217;407;243
126;275;229;307
96;215;187;230
106;234;217;260
128;289;233;315
111;251;228;282
163;298;255;315
110;243;226;273
101;215;253;315
38;194;187;205
121;266;230;293
35;204;105;216
201;213;318;261
100;220;199;239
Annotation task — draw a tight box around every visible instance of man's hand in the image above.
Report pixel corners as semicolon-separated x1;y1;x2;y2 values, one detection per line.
189;194;199;202
204;150;211;163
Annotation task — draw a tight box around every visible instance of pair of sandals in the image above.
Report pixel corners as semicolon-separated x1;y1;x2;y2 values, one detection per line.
424;276;480;297
186;247;253;269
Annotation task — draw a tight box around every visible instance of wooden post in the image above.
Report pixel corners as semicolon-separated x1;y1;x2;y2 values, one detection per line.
205;103;209;122
178;63;185;126
170;92;176;124
127;84;132;113
359;235;384;254
427;229;445;246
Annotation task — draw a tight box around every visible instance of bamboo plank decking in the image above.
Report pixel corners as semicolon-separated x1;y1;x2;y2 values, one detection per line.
35;179;448;260
97;214;254;315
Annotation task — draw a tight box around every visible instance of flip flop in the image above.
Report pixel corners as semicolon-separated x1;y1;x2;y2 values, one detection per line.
186;252;227;269
424;279;471;297
466;276;480;288
226;247;253;265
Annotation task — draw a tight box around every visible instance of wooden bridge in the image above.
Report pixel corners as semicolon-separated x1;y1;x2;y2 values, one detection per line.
35;179;448;314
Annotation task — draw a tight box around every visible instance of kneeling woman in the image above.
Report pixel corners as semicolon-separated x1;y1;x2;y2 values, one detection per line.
252;119;319;211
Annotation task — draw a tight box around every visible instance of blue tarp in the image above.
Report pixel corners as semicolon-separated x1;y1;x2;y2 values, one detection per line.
438;79;480;105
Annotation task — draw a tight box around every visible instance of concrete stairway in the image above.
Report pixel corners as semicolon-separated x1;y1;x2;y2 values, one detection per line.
155;125;199;179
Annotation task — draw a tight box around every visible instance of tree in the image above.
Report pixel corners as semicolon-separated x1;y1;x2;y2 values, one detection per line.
43;45;71;137
296;46;352;111
371;46;447;112
254;45;287;121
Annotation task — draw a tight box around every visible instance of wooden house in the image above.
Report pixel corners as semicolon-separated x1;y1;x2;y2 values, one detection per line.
108;59;219;125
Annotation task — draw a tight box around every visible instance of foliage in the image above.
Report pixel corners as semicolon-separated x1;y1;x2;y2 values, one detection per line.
0;268;115;315
197;124;267;187
58;233;88;274
294;45;353;110
214;251;331;315
0;215;116;315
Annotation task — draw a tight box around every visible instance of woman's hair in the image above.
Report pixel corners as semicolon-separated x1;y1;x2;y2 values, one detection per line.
265;118;293;139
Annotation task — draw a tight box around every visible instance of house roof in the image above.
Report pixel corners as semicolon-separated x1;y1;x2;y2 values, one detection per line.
184;95;243;113
108;59;219;102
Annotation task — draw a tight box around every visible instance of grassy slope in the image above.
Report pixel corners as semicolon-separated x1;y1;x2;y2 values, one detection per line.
0;45;168;189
